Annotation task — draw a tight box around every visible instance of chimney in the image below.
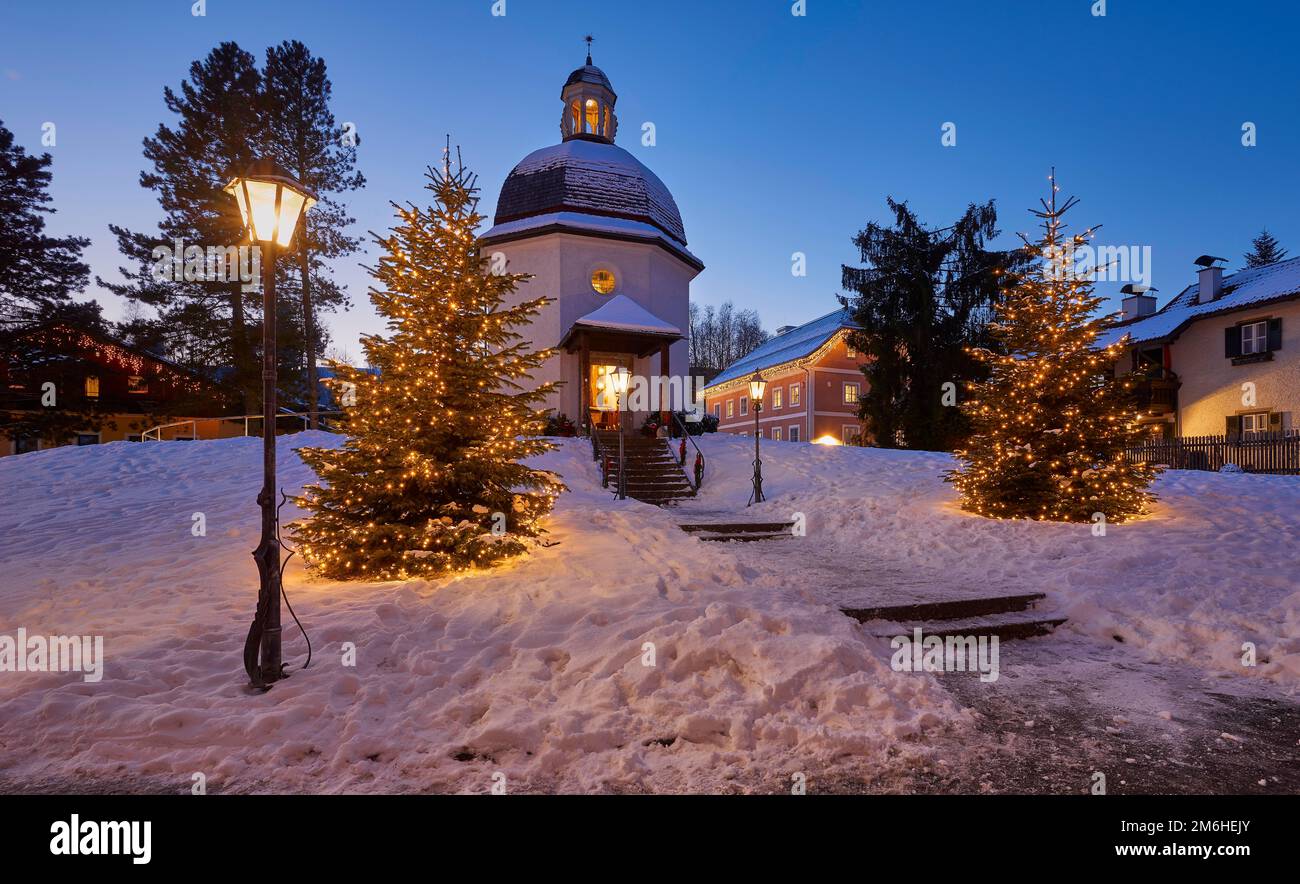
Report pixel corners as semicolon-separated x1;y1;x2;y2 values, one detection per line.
774;325;796;336
1120;284;1158;320
1194;255;1226;304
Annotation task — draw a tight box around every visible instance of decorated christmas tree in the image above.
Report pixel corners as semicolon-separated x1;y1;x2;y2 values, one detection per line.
292;155;564;580
947;174;1157;522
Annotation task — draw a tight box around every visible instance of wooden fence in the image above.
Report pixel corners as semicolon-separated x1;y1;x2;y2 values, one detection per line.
1125;432;1300;475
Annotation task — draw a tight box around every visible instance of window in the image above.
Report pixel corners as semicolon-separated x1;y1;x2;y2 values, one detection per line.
773;387;783;409
842;424;860;445
790;384;800;406
76;433;100;446
843;382;860;405
591;268;616;295
84;375;100;398
714;404;721;419
739;397;748;416
571;101;581;134
585;98;600;133
788;425;800;443
1242;321;1268;355
126;434;143;443
15;436;39;454
127;375;149;394
726;400;734;419
1241;412;1271;435
846;342;857;358
773;427;782;441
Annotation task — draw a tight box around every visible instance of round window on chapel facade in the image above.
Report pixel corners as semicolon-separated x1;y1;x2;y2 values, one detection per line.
591;269;616;295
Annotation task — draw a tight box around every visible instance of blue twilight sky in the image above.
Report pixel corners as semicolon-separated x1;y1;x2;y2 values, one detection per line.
2;0;1299;356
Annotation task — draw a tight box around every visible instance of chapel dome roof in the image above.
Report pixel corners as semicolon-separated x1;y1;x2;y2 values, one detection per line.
493;138;687;245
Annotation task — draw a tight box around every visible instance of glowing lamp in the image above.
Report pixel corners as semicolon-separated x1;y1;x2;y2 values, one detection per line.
748;371;767;403
611;366;631;397
224;159;317;248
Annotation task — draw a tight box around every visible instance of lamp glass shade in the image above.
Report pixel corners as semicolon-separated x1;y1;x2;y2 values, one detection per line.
748;373;767;402
612;366;631;396
223;172;316;247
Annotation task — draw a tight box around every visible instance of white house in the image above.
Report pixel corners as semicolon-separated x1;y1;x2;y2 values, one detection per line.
478;52;703;433
1103;255;1300;438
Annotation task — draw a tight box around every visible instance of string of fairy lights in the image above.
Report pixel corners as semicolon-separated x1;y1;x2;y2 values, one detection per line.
948;176;1157;523
290;164;566;580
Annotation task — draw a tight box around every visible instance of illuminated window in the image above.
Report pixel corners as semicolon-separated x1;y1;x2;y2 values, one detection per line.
127;375;149;394
843;382;859;405
84;375;100;398
726;400;734;419
571;101;581;134
773;427;782;441
591;269;616;295
846;342;857;358
773;387;783;409
790;384;800;406
585;99;600;133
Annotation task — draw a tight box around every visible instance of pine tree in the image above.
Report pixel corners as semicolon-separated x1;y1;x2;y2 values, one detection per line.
262;40;364;426
947;175;1157;522
100;42;264;408
0;119;90;324
1243;229;1287;268
292;159;564;580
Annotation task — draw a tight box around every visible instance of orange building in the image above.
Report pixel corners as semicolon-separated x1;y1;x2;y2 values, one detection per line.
702;308;867;444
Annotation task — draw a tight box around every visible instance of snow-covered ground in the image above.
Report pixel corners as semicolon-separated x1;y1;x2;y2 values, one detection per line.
700;435;1300;686
0;431;1296;793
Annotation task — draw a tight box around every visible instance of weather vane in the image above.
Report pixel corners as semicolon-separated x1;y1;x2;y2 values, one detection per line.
584;34;594;64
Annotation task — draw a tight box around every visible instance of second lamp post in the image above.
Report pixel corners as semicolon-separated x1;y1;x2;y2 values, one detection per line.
224;159;317;689
748;370;766;505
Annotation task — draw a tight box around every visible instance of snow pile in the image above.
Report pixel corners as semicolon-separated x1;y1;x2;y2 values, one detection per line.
686;435;1300;688
0;433;961;793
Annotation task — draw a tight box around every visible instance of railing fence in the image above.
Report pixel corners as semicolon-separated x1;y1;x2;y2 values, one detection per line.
1125;431;1300;475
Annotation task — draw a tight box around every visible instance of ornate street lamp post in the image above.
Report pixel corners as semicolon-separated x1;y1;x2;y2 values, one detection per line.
224;160;317;689
748;371;767;505
611;366;631;500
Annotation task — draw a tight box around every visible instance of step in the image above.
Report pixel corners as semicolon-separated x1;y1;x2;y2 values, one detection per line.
840;592;1047;624
679;521;796;534
866;613;1068;642
696;532;792;543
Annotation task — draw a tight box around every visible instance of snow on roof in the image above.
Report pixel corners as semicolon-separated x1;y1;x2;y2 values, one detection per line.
570;294;681;337
706;308;859;390
492;139;687;245
1099;256;1300;347
479;211;700;267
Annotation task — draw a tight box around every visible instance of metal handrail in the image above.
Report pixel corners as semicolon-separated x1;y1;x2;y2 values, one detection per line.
142;410;345;442
669;411;706;491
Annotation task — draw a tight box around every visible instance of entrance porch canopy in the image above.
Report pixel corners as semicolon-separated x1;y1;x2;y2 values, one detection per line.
558;295;683;431
557;294;683;356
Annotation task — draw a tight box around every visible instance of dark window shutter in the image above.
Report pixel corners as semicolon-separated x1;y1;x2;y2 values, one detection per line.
1267;317;1283;351
1225;326;1242;358
1225;415;1241;437
1269;411;1283;430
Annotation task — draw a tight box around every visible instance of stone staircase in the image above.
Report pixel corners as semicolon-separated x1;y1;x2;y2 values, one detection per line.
842;592;1066;642
594;430;696;506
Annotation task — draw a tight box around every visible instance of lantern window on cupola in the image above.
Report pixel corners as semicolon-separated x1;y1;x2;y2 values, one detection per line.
559;44;619;144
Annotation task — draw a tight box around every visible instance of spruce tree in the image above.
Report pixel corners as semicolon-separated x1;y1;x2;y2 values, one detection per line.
840;199;1025;451
1243;229;1287;268
948;175;1157;522
292;159;564;580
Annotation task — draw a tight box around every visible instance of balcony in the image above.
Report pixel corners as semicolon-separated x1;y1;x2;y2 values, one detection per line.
1129;370;1179;415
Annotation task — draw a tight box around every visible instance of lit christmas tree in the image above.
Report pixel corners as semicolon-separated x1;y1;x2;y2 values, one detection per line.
948;174;1157;522
292;156;564;579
